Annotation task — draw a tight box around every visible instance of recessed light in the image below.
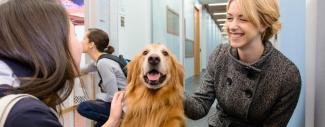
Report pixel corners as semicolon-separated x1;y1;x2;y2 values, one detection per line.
217;19;226;22
208;3;227;6
213;12;227;16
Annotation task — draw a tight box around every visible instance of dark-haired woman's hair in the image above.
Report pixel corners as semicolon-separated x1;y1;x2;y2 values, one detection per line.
87;28;115;54
0;0;78;112
106;45;115;54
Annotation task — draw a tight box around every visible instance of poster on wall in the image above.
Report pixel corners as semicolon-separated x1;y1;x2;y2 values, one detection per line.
61;0;84;25
167;7;180;36
185;39;194;58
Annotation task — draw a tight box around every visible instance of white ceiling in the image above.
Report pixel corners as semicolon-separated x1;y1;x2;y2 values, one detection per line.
198;0;228;4
199;0;227;34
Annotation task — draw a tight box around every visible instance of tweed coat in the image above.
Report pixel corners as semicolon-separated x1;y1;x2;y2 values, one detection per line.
185;41;301;127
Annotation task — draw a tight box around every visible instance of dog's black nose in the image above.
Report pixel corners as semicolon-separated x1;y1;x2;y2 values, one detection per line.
148;54;160;66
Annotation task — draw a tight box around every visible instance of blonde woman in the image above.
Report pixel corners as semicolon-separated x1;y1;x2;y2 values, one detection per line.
185;0;301;126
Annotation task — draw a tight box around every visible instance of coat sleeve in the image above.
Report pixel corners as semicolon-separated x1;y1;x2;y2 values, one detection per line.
185;44;225;120
263;65;301;127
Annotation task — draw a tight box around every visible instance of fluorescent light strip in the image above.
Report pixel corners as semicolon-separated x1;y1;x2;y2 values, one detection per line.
208;3;227;6
213;12;227;16
217;19;226;22
0;0;9;5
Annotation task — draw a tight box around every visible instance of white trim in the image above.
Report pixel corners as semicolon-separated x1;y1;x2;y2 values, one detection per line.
305;0;317;126
179;0;185;64
0;0;8;5
109;0;119;54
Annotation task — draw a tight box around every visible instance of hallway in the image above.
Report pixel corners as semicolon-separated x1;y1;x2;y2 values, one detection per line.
58;0;317;126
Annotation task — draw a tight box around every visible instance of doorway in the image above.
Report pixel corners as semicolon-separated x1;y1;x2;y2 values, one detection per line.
194;7;201;75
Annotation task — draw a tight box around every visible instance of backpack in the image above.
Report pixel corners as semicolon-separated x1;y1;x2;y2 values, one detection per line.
0;94;32;126
96;54;129;90
0;94;59;126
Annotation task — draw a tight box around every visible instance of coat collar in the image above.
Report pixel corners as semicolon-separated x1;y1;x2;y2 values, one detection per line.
0;58;34;88
227;41;274;73
0;58;34;77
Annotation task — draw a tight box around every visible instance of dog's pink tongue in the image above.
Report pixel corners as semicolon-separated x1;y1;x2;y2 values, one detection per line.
148;73;160;80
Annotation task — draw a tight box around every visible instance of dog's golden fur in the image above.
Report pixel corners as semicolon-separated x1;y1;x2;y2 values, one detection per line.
120;44;185;127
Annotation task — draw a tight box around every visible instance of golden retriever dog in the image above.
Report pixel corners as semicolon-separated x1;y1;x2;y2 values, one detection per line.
121;44;185;127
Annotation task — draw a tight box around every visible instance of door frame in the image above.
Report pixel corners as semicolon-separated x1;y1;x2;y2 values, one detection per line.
194;7;201;75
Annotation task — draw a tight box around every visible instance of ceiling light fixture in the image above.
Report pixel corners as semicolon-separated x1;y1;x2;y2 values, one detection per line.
217;19;226;22
213;12;227;16
208;3;227;6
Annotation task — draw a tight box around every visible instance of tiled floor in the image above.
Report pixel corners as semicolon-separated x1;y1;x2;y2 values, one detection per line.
185;74;217;127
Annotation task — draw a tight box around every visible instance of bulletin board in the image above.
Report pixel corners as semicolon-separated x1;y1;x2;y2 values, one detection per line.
185;39;194;58
166;7;180;36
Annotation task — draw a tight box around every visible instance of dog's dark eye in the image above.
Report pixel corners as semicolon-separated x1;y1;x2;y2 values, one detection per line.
143;50;149;55
162;50;169;56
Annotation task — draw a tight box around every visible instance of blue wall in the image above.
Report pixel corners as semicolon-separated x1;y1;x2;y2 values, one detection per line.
184;0;195;78
152;0;182;59
198;5;223;76
183;3;222;78
151;0;223;79
118;0;151;59
278;0;305;126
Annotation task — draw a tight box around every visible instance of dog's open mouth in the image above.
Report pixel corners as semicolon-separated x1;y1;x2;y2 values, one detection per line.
144;69;167;86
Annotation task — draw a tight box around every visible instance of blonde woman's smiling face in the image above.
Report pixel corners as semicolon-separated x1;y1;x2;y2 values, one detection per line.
226;0;263;49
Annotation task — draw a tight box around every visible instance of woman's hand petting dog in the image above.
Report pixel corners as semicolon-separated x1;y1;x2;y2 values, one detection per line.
102;91;125;127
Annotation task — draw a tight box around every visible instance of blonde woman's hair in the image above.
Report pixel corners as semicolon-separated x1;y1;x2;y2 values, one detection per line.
227;0;282;42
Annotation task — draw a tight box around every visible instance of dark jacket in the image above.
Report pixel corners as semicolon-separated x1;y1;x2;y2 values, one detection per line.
0;58;62;127
0;90;62;127
185;42;301;127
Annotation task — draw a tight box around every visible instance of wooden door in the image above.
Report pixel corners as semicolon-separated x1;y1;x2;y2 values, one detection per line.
194;7;201;75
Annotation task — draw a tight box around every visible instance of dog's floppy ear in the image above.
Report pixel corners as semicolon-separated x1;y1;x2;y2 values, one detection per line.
169;52;184;87
126;53;142;91
176;62;184;86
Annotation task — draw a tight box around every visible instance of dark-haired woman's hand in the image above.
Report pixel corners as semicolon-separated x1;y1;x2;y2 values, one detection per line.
102;91;125;127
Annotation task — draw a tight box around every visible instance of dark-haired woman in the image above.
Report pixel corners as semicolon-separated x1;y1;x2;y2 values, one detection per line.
77;28;127;127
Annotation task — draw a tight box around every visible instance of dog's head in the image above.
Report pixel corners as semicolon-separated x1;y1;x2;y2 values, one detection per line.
127;44;184;90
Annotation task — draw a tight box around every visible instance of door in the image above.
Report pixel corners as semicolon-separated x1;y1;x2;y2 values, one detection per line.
194;7;201;75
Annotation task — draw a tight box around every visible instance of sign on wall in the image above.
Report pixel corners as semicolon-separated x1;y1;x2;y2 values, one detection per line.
167;7;180;36
185;39;194;58
61;0;85;25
